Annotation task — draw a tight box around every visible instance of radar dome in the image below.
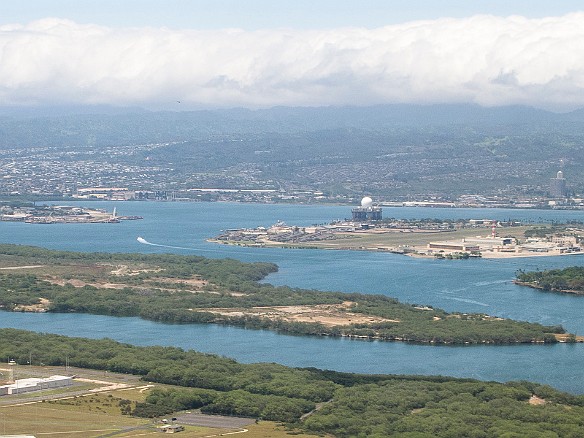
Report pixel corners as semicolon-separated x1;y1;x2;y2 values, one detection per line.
361;196;373;208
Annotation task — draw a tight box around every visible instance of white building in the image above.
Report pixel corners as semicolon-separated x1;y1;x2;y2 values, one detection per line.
0;435;37;438
549;171;567;198
0;375;72;396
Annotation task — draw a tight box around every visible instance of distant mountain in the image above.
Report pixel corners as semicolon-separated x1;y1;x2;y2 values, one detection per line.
240;104;563;128
559;106;584;122
1;103;582;197
0;104;148;119
0;103;581;149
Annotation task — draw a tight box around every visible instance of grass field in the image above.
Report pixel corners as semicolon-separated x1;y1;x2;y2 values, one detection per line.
0;367;320;437
0;399;318;437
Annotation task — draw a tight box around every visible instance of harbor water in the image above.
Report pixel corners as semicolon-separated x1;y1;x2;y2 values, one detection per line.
1;201;583;392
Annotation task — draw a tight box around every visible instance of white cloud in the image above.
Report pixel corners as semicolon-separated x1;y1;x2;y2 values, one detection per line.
1;14;584;110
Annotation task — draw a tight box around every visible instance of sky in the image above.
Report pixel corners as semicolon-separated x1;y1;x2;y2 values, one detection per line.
2;0;584;111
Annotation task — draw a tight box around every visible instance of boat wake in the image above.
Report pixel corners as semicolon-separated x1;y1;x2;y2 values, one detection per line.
473;279;508;287
442;296;490;307
136;236;217;252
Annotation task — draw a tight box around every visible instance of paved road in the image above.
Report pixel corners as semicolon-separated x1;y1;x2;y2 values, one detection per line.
174;412;255;429
0;365;144;406
95;425;154;437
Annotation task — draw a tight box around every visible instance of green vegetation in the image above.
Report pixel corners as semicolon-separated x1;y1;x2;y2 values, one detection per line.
2;105;584;198
0;329;328;420
3;329;584;437
302;378;584;437
135;388;315;422
0;244;567;344
44;393;138;417
523;226;567;238
0;243;278;282
516;266;584;294
0;397;147;437
0;385;243;437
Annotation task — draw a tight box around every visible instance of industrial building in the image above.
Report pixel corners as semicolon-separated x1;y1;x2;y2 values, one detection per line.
75;187;134;200
428;237;514;253
352;197;382;221
549;170;567;198
463;237;514;247
0;375;72;396
160;424;185;433
427;241;480;252
0;435;36;438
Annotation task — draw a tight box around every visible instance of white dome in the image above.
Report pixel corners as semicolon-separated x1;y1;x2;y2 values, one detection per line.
361;197;373;208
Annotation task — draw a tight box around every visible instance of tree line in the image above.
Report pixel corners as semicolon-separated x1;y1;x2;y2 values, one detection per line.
0;244;567;344
2;329;584;437
516;266;584;294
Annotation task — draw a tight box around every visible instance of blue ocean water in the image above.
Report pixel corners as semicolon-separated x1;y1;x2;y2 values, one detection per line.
1;201;584;392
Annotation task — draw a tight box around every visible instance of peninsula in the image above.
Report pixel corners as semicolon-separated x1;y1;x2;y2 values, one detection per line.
515;266;584;295
0;204;142;224
0;244;577;345
211;218;584;259
3;329;584;437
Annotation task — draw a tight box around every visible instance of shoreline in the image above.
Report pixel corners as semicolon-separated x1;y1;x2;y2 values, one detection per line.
209;238;584;260
8;197;584;211
2;308;577;345
513;280;584;295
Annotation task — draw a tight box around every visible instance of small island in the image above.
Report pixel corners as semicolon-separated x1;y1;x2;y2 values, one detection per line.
515;266;584;295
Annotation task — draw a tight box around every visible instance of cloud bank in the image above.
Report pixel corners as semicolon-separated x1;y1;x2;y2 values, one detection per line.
1;14;584;110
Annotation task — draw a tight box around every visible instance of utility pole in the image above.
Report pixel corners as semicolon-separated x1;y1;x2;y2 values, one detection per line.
8;359;15;383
